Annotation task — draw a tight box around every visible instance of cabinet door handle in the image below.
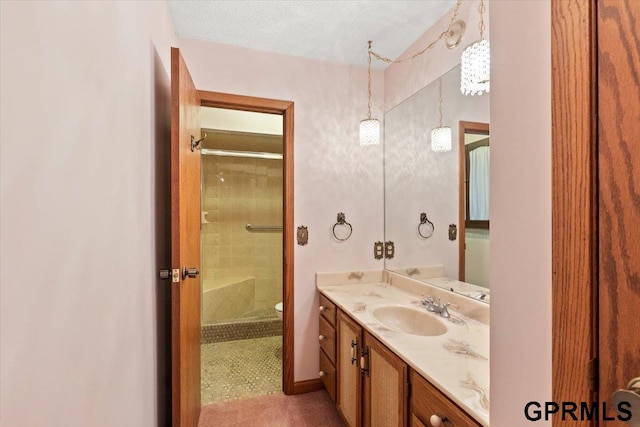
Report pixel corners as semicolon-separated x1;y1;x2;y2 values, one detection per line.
319;370;326;378
319;334;325;341
319;305;328;312
350;339;358;365
360;346;370;376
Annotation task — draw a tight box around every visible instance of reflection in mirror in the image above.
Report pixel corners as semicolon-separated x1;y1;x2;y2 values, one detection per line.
459;121;490;288
384;65;490;302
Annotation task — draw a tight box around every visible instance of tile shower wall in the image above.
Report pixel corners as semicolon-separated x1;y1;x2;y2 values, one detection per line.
202;155;283;323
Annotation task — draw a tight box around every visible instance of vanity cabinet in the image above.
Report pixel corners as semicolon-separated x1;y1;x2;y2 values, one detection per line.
319;295;483;427
318;294;337;402
410;370;481;427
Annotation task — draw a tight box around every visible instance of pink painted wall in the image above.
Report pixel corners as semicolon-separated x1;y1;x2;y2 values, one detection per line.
178;38;385;382
0;1;177;426
490;1;552;425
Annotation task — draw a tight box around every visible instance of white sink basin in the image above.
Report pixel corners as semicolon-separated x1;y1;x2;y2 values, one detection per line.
372;305;448;336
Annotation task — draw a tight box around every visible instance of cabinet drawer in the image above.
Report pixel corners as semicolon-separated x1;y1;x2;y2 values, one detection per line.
410;413;428;427
410;370;481;427
319;293;336;326
319;315;336;363
320;348;336;403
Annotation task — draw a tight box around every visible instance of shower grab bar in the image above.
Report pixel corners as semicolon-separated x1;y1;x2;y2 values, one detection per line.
245;224;283;232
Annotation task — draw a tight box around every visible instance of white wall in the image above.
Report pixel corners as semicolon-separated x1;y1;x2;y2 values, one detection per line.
490;1;552;426
0;2;177;426
177;38;385;382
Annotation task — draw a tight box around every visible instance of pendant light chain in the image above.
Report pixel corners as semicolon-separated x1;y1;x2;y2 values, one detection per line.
478;0;485;39
369;0;462;64
438;78;443;127
367;40;373;120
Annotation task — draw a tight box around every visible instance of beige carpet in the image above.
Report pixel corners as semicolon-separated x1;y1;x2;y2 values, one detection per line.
198;390;344;427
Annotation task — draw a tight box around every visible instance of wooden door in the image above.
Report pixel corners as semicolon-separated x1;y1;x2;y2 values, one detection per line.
171;47;202;427
597;0;640;423
362;331;408;427
337;310;363;427
552;2;640;424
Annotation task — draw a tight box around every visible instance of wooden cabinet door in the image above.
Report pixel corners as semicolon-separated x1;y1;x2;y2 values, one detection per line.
337;309;363;427
363;331;408;427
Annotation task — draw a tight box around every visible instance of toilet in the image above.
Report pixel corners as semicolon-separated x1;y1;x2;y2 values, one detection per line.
275;302;283;320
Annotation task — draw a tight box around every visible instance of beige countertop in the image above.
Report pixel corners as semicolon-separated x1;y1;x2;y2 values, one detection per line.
317;270;490;426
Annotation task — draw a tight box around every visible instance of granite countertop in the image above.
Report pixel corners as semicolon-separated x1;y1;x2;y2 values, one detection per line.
317;275;490;426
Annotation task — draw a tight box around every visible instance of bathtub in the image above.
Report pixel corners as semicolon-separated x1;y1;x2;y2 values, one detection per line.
202;276;255;324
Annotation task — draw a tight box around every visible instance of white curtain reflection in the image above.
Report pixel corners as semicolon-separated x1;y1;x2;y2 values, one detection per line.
469;146;490;220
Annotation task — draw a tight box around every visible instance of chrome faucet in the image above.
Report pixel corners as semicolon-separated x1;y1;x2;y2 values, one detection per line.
420;296;457;319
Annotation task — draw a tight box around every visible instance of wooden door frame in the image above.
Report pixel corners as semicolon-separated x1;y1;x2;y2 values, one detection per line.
551;0;599;423
458;121;490;282
198;90;296;395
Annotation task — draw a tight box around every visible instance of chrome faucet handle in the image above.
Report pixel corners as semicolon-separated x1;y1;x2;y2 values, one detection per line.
421;295;437;312
440;302;460;319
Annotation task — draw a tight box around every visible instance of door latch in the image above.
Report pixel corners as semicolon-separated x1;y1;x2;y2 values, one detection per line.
182;267;200;279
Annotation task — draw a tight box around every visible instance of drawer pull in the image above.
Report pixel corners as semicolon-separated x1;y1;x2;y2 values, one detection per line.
319;305;328;312
429;414;449;426
319;370;326;377
319;334;325;341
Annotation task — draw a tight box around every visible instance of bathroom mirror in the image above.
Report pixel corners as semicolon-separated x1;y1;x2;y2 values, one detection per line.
384;64;490;302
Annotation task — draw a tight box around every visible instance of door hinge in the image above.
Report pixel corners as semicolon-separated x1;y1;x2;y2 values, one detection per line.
587;357;598;391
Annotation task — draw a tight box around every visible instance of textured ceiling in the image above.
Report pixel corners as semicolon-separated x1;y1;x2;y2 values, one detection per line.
167;0;457;69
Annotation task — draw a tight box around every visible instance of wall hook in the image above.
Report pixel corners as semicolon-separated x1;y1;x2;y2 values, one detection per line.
191;133;207;152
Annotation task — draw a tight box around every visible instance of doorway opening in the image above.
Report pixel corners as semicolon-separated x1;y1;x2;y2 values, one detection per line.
199;107;284;404
196;91;295;407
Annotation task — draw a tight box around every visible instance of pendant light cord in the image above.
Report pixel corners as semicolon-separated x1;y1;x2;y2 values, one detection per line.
369;0;462;64
367;40;373;120
478;0;485;39
438;78;443;127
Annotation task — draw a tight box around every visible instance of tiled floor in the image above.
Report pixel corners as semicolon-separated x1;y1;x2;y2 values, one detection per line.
198;390;344;427
201;336;282;404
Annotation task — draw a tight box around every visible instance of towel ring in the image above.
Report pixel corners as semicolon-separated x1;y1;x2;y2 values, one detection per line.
332;212;353;241
418;212;434;239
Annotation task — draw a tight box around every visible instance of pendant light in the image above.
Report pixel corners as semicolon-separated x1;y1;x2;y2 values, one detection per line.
359;41;380;146
461;0;490;96
431;78;452;153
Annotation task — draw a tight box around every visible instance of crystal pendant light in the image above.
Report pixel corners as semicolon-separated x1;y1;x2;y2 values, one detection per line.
431;78;452;152
359;41;380;146
461;0;490;96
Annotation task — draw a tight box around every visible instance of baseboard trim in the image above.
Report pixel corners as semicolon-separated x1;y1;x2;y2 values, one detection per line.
291;378;324;395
